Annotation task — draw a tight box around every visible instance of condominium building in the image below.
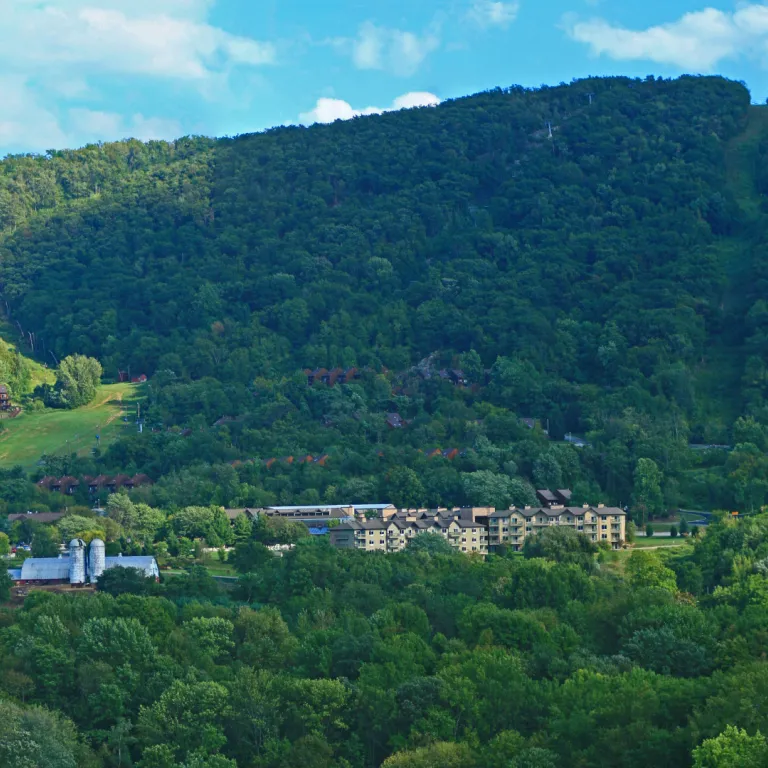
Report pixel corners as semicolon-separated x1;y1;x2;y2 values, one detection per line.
329;500;626;555
330;514;489;555
488;504;625;552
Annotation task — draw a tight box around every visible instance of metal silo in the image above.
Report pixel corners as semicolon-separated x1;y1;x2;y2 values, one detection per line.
68;538;87;585
88;538;106;583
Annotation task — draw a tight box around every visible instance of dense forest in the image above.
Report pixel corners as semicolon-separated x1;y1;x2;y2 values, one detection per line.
2;513;768;767
3;73;768;767
2;75;768;516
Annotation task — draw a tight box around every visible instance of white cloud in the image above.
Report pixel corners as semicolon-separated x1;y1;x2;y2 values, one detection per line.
567;5;768;70
468;1;520;29
0;2;275;82
300;91;441;125
0;1;275;152
342;22;440;77
68;109;183;143
0;76;68;151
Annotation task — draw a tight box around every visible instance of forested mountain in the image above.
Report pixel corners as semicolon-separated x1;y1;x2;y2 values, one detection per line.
3;74;768;514
6;76;768;768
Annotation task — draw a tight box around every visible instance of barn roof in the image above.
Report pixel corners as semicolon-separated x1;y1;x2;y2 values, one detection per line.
20;557;70;580
105;556;159;578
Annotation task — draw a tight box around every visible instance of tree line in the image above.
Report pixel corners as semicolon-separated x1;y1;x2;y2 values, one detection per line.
1;512;768;766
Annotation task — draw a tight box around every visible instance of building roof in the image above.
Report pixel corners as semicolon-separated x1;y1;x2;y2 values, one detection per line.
360;519;387;530
224;508;254;520
331;521;362;532
456;519;481;529
105;556;159;578
20;557;70;581
536;489;558;503
268;504;353;512
6;569;21;581
8;512;66;523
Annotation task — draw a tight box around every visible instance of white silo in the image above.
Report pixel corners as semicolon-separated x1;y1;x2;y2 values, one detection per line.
88;538;106;583
68;538;87;585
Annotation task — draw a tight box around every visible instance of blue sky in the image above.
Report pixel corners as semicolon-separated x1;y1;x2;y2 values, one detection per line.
2;0;768;155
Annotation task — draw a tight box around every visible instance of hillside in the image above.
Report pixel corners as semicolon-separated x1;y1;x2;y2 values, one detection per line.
0;333;54;393
3;75;768;514
0;382;142;470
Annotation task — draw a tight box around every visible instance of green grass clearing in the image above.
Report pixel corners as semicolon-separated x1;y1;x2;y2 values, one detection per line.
630;537;690;549
0;382;145;470
201;554;237;576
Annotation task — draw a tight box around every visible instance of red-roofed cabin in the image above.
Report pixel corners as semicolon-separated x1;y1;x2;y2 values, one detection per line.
322;368;344;386
314;454;329;466
426;449;442;459
299;455;314;464
132;474;153;487
442;449;459;460
307;368;327;385
113;474;133;490
59;476;79;495
265;458;277;469
281;456;294;465
37;476;59;490
131;375;148;383
89;475;115;493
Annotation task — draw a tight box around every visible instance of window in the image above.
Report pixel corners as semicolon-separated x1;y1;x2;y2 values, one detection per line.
601;525;607;530
601;534;607;539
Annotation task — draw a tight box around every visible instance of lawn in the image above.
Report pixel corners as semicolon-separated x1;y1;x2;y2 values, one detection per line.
630;537;690;549
0;382;144;469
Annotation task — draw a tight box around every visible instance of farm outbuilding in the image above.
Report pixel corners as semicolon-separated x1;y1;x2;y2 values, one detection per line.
8;539;160;585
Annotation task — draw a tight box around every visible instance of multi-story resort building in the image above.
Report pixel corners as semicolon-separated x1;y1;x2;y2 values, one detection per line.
330;514;489;554
487;505;625;551
327;490;626;555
